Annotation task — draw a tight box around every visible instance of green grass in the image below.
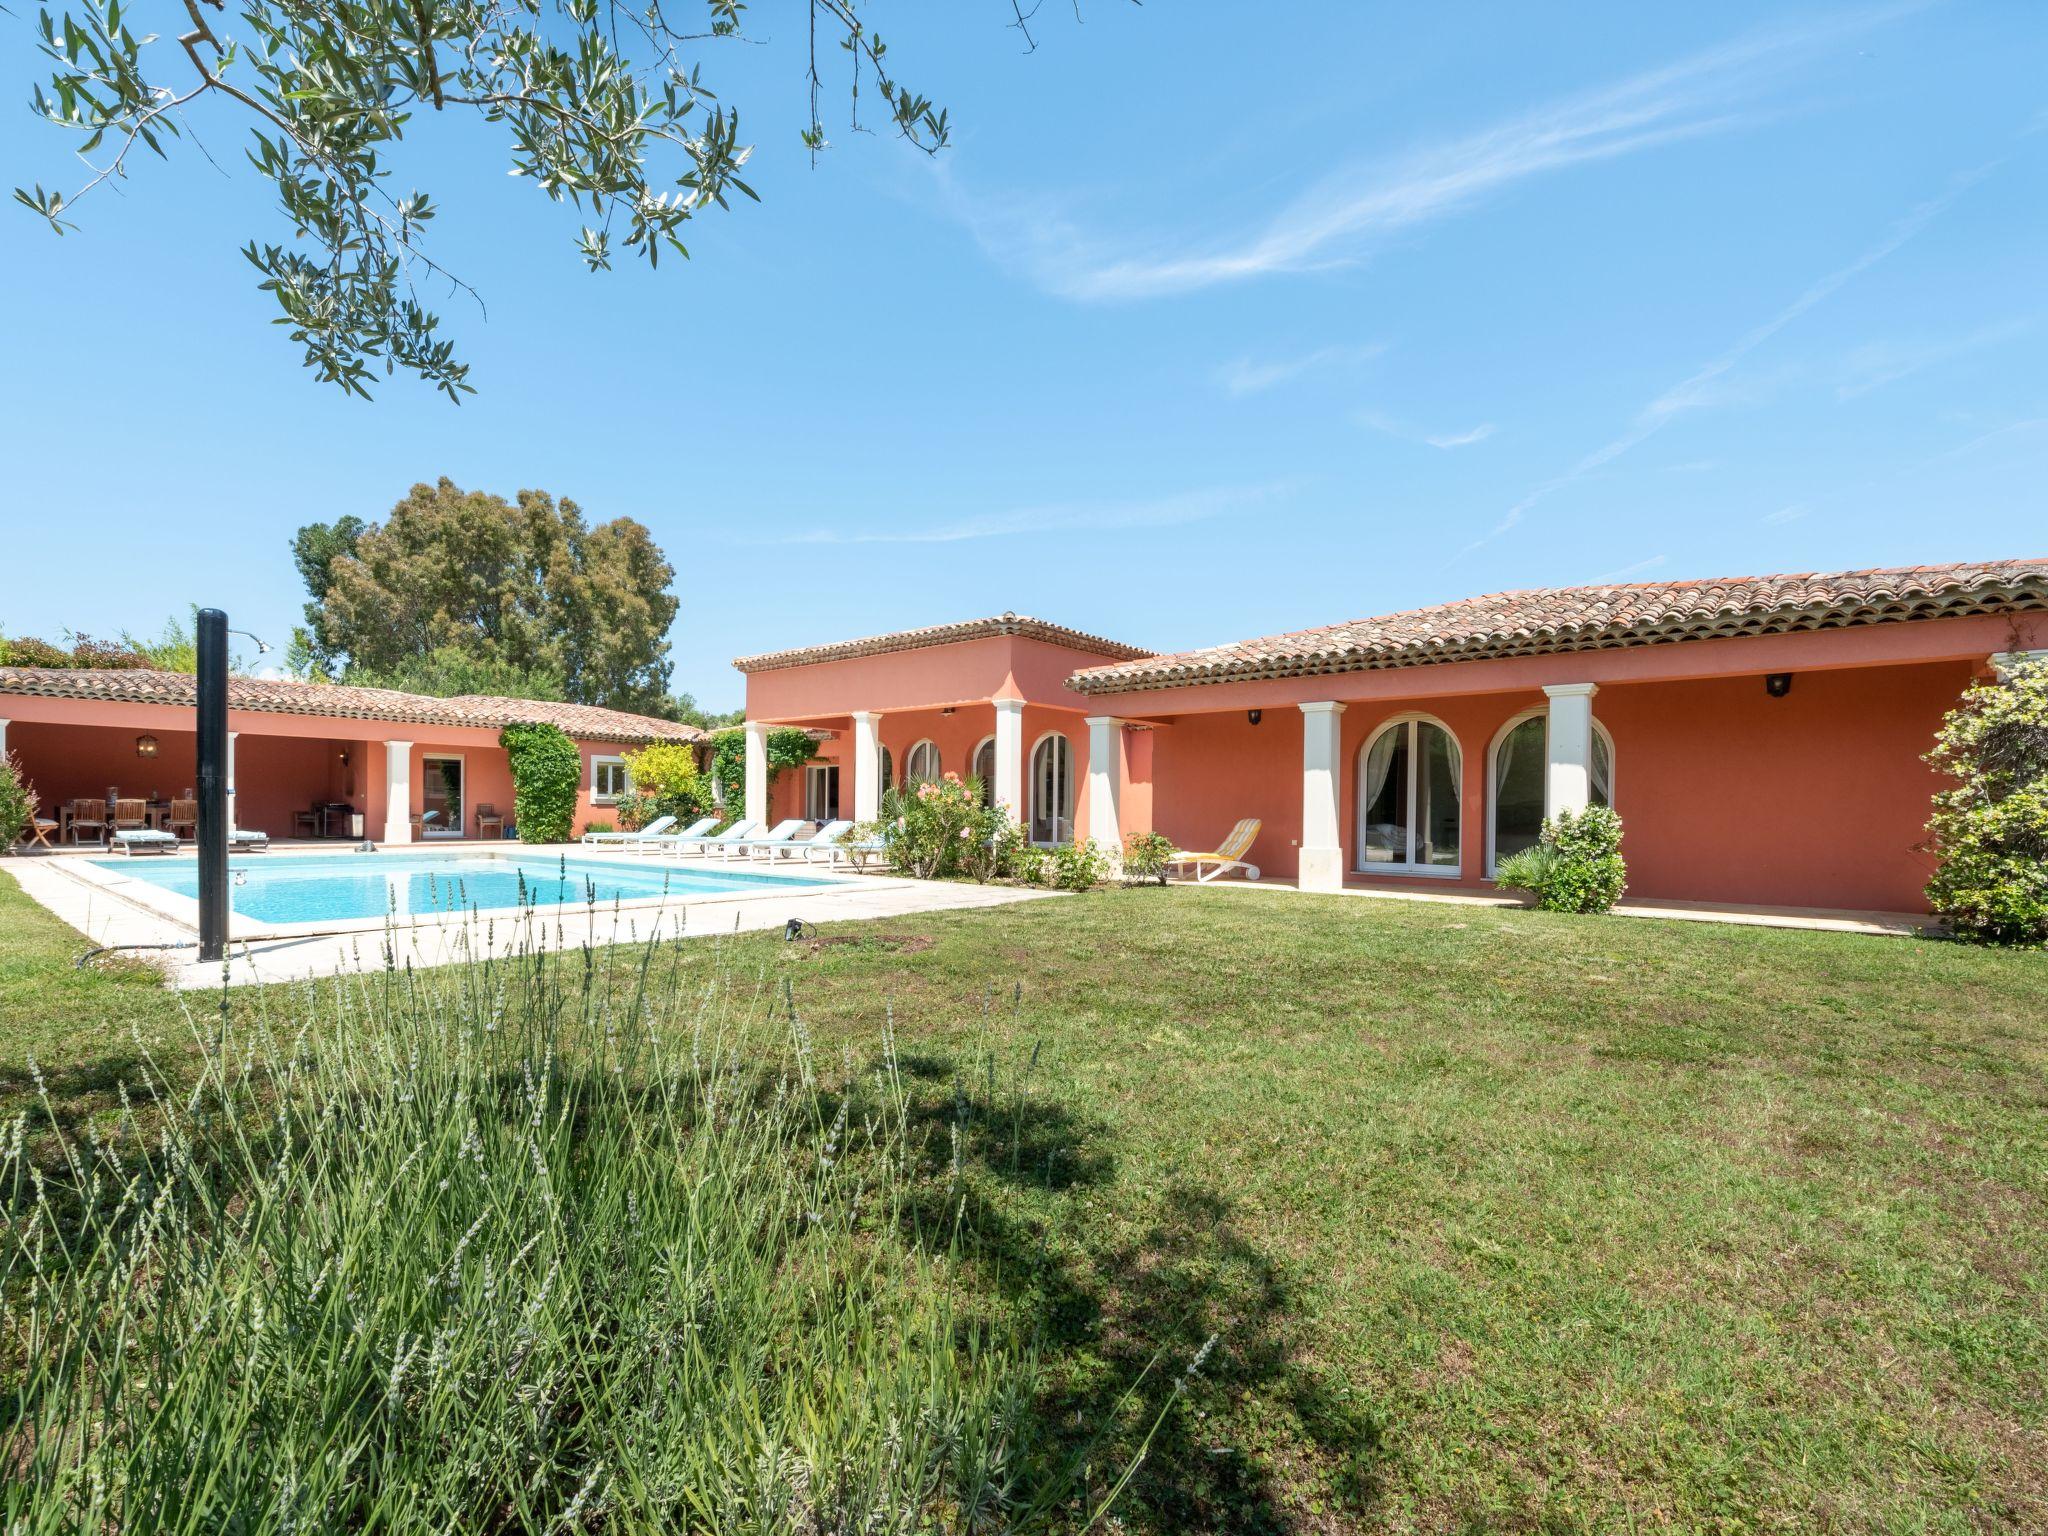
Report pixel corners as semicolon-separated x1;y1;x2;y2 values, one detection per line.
3;871;2045;1533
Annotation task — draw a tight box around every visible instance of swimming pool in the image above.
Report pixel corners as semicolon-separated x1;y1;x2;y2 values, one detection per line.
91;851;835;926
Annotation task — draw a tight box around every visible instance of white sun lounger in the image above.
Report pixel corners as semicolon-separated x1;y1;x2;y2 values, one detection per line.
583;813;692;847
717;818;808;861
229;828;271;851
636;818;761;857
766;820;855;862
109;829;180;856
800;826;885;869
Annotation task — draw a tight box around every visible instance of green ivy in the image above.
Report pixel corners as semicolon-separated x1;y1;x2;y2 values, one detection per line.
706;727;820;823
499;722;582;844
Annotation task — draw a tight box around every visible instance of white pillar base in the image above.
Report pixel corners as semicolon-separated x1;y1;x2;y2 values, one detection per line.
1298;701;1347;892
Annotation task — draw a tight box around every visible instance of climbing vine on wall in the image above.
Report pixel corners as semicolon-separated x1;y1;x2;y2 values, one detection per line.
708;727;819;822
499;722;582;843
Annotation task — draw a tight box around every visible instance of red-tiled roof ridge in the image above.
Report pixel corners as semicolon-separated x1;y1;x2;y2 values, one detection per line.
0;668;703;745
733;612;1151;674
1066;558;2048;695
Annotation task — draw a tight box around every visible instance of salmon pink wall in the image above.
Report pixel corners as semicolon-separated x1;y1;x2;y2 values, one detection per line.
745;634;1115;724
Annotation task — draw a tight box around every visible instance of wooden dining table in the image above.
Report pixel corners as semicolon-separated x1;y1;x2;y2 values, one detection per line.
59;799;175;842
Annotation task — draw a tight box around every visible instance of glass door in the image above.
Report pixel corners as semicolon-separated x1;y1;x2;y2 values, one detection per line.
1030;734;1072;845
805;764;840;822
422;755;463;838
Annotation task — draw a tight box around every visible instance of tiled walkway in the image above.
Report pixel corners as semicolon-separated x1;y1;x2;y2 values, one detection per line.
5;855;1062;989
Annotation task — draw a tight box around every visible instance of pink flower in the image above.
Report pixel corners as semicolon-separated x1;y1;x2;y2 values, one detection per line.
943;770;961;784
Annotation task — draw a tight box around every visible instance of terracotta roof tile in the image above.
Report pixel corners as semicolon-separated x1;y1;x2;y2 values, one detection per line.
0;669;703;745
733;613;1151;674
1068;559;2048;695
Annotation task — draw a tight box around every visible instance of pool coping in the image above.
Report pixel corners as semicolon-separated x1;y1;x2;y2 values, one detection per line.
46;843;865;940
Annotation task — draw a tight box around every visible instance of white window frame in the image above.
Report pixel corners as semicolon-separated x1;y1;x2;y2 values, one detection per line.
1353;714;1464;878
804;762;840;821
1028;731;1074;846
1484;708;1617;877
903;738;941;785
590;754;629;805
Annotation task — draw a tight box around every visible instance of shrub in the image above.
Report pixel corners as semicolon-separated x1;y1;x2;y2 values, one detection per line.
64;633;151;668
581;816;615;837
992;820;1048;885
880;774;1002;881
0;635;73;668
1121;830;1174;886
1495;805;1627;914
1;932;1158;1531
499;721;582;843
1925;657;2048;946
0;752;31;852
620;741;706;824
1051;838;1112;893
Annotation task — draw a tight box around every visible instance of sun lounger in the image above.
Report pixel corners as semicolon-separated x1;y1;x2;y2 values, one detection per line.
109;829;180;856
635;818;761;857
582;813;687;846
229;828;271;851
767;820;854;862
802;827;887;869
717;819;808;861
1166;817;1262;883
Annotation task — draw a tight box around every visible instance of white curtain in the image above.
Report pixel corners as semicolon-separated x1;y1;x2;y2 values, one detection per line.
1363;728;1399;812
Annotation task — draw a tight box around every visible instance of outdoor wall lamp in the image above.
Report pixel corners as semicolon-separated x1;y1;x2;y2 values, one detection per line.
1247;709;1263;725
135;734;159;758
1765;673;1794;698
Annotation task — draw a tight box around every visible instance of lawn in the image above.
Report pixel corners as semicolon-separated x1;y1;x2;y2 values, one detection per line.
3;870;2045;1533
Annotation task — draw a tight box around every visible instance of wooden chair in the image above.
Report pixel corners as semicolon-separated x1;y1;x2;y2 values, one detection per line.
112;799;148;836
68;800;107;845
18;787;58;850
474;802;504;839
168;798;198;839
293;807;320;838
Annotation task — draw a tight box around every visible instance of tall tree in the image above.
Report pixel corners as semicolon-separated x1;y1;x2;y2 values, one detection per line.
296;479;678;713
17;3;1107;398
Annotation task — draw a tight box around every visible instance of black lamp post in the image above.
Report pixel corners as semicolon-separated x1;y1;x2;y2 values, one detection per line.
195;609;229;962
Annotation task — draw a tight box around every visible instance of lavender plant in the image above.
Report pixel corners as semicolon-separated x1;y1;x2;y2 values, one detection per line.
1;921;1160;1531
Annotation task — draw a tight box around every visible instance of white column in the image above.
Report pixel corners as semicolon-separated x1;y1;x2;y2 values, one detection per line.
383;740;413;843
225;730;239;835
0;719;9;760
1298;701;1347;892
992;699;1025;824
850;711;882;823
1084;716;1123;853
1542;683;1598;819
1990;650;2048;679
743;719;770;826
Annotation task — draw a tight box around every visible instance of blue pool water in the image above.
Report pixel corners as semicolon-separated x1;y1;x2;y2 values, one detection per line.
93;851;833;925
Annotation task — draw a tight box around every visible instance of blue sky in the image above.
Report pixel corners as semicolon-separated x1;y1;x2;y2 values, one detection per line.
3;2;2043;709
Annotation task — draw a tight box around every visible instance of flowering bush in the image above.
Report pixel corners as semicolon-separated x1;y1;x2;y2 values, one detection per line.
1925;657;2048;946
1495;805;1626;913
0;752;31;852
620;741;705;823
1051;838;1113;893
879;773;1004;881
1121;830;1174;886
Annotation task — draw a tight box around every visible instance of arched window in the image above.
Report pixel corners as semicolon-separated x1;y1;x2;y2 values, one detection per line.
879;746;894;796
1029;733;1073;844
1356;717;1462;874
972;736;997;807
1488;711;1614;871
904;739;941;785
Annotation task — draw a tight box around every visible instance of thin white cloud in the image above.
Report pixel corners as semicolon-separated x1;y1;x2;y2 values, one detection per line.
1588;555;1668;584
1762;502;1809;525
1214;343;1384;396
1834;316;2033;398
945;8;1912;302
1361;410;1496;449
1424;423;1496;449
1460;165;1986;558
764;481;1297;547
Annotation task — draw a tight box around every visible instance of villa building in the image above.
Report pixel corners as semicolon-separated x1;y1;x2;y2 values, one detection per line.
0;670;700;843
737;559;2048;915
